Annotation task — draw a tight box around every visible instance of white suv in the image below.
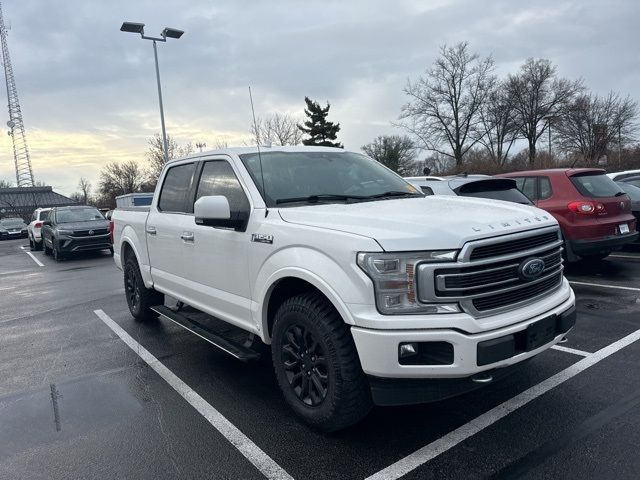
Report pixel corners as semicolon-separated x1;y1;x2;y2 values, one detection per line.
28;208;52;251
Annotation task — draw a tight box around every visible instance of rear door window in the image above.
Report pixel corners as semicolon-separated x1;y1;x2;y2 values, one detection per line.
539;177;552;200
158;163;196;213
456;180;532;204
570;173;624;198
514;177;536;200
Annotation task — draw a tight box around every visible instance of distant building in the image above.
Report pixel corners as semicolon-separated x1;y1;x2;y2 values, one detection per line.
0;186;77;222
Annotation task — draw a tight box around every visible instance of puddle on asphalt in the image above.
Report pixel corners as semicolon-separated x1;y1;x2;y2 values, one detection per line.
0;375;142;459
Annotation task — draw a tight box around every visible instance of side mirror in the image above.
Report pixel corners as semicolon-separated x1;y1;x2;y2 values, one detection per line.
194;195;249;231
43;219;52;226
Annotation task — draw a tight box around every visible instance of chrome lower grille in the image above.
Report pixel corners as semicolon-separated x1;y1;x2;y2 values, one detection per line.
417;227;565;317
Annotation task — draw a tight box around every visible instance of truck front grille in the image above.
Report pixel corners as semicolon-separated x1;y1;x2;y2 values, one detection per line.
417;227;565;317
469;231;559;260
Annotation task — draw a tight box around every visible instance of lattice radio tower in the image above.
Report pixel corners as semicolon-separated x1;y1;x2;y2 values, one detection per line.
0;3;34;187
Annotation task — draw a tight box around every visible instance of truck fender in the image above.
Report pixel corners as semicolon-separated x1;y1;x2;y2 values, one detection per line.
120;225;153;289
254;248;359;343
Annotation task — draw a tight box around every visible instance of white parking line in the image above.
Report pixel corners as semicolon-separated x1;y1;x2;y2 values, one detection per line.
93;309;294;480
366;327;640;480
609;254;640;260
19;246;45;267
569;280;640;292
551;345;590;357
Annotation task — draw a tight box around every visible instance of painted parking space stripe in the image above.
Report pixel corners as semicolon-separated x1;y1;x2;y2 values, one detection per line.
569;280;640;293
94;309;294;480
366;327;640;480
551;345;591;357
19;246;44;267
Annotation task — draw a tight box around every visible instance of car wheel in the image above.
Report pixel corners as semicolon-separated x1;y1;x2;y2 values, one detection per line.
29;235;35;251
43;238;51;255
52;240;62;262
271;292;372;432
35;239;43;251
124;256;164;321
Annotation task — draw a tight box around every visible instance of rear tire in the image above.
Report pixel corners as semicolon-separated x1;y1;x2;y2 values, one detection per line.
271;292;372;432
43;238;51;256
29;235;35;251
124;256;164;321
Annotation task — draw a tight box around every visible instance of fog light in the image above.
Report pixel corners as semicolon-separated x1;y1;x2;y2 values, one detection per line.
399;343;418;358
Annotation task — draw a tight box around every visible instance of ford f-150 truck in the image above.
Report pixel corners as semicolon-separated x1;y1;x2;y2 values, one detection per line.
113;146;576;431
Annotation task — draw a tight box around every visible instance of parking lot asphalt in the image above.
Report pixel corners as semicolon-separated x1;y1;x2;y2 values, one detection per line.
1;237;639;480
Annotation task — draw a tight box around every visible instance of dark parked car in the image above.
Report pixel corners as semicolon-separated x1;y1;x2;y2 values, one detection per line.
617;182;640;242
406;175;533;204
41;206;113;261
0;217;28;240
500;169;638;261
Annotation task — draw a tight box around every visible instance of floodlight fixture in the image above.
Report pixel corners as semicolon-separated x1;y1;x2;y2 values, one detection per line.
162;27;184;39
120;22;145;34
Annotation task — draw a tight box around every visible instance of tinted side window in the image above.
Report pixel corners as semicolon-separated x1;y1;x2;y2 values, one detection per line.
539;177;552;200
40;211;50;221
195;161;250;215
158;163;196;213
514;177;536;200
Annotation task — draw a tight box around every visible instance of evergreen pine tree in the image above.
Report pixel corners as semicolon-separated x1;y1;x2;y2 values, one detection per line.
297;97;343;148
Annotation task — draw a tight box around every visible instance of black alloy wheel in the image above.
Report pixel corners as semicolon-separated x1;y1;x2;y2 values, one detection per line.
125;263;142;314
281;323;328;406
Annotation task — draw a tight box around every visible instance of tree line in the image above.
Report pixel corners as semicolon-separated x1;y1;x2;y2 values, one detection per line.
77;41;638;206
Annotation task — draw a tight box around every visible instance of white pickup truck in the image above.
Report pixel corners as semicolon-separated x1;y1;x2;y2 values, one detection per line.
113;146;576;431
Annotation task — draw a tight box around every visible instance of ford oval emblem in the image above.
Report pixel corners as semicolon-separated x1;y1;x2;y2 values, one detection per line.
88;230;94;235
519;258;545;281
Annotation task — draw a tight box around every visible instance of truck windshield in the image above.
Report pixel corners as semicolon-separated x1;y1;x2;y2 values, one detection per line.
239;151;420;207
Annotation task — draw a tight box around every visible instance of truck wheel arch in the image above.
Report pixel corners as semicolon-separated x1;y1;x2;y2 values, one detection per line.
262;272;355;344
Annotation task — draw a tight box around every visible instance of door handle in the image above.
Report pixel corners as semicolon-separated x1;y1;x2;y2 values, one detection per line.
180;232;195;242
146;226;157;235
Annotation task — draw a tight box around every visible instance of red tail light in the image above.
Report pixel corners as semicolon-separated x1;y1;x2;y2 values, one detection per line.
567;201;605;215
35;222;43;228
109;220;114;243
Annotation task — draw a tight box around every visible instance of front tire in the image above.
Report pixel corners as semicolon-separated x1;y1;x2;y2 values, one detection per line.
124;257;164;321
43;237;52;256
271;292;372;432
52;240;63;262
581;251;611;262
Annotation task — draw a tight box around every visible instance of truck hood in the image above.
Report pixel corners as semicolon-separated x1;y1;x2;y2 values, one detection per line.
278;196;558;251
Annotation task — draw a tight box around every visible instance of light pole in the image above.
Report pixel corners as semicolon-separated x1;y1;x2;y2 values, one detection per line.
120;22;184;163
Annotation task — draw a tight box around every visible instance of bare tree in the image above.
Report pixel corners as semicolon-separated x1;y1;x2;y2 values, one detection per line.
362;135;418;175
146;133;195;185
398;42;494;167
99;161;145;207
252;113;304;146
0;179;12;188
77;177;92;204
555;92;638;167
476;84;520;168
506;58;583;166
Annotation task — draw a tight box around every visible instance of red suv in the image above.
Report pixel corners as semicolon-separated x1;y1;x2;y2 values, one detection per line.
500;169;638;261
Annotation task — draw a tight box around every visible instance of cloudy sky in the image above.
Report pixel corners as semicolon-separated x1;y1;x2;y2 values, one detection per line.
0;0;638;195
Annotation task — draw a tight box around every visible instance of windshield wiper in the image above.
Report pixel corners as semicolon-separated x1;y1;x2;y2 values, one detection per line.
361;190;423;199
276;194;367;205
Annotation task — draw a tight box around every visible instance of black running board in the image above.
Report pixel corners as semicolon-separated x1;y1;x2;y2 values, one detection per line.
151;305;261;361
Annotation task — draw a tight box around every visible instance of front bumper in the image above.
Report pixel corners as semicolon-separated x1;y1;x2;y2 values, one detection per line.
351;288;575;379
57;233;112;253
568;231;638;256
0;230;28;239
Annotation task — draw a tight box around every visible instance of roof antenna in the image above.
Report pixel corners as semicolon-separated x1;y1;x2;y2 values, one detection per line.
248;85;268;217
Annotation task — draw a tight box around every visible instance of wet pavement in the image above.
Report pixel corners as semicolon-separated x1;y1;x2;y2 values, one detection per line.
1;238;639;479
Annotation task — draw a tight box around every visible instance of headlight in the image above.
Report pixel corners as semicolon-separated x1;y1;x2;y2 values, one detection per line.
57;229;74;235
357;250;461;315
